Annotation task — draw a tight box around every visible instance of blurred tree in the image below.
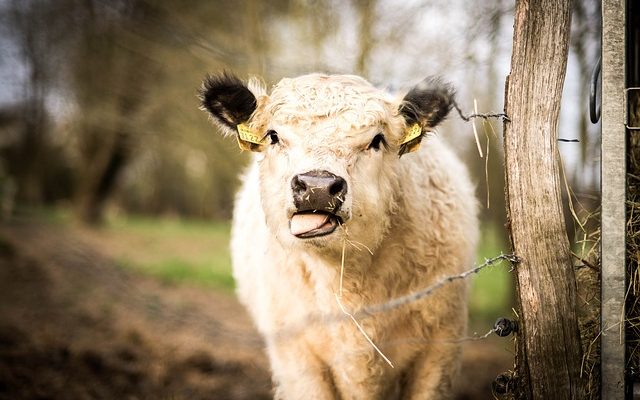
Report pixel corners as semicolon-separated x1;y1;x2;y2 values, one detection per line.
69;0;163;224
0;0;67;205
0;0;600;225
458;0;511;230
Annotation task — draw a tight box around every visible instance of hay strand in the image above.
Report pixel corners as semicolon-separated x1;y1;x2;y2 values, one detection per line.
471;99;483;158
337;228;393;367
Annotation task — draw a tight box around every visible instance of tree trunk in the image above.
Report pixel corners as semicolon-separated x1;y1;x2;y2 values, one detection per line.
73;0;158;225
502;0;585;398
77;130;129;225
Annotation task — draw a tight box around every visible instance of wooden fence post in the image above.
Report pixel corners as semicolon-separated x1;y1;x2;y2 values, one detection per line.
502;0;585;398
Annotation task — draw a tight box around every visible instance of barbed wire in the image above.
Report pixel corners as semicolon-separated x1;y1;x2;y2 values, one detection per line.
359;253;519;318
267;253;520;348
10;225;521;354
452;101;582;144
452;100;510;122
377;328;498;349
324;253;520;363
270;253;520;366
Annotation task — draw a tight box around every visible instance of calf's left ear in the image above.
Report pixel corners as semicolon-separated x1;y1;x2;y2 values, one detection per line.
199;73;263;151
398;77;455;156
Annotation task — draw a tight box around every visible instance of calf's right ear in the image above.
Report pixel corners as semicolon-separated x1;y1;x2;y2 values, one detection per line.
397;77;455;156
199;73;263;151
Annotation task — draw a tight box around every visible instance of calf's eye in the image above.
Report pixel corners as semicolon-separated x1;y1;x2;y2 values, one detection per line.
367;133;386;151
267;130;279;145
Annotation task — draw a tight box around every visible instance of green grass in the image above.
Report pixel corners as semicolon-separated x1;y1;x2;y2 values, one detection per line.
106;214;230;238
24;207;513;324
100;214;235;291
104;214;513;325
119;257;235;289
468;222;513;324
14;205;75;225
17;207;236;290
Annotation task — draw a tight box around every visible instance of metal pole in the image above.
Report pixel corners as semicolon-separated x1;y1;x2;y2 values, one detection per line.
601;0;626;398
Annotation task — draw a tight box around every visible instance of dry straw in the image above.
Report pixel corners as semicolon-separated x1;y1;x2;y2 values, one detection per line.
335;225;394;367
626;133;640;392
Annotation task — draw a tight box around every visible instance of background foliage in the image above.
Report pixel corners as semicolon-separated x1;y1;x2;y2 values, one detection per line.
0;0;600;225
0;1;602;397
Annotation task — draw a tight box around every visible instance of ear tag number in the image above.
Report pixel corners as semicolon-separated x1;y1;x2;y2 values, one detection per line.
236;123;265;151
237;123;264;144
400;123;422;145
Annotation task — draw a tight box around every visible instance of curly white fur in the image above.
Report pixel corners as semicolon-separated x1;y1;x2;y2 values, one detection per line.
228;74;478;399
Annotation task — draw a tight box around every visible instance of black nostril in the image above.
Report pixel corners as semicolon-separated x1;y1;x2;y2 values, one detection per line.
291;175;307;194
329;177;346;196
291;170;348;212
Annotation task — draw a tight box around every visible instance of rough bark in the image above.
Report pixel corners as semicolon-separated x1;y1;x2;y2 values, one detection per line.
502;0;585;398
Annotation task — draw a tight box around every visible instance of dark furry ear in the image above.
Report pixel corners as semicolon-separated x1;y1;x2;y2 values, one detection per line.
396;77;455;156
399;77;454;129
199;72;257;131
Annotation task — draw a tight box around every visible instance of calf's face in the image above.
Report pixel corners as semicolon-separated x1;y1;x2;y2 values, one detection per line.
200;73;453;253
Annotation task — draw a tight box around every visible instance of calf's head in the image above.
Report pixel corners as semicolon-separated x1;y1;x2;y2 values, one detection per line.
200;73;453;253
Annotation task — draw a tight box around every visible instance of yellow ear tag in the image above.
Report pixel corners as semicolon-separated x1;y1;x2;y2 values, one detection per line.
398;123;424;155
400;123;422;145
236;123;265;151
237;123;264;144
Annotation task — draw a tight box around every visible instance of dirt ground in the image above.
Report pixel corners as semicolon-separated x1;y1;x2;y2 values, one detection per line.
0;221;512;400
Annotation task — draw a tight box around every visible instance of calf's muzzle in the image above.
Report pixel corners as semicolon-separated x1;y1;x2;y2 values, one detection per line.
291;170;347;213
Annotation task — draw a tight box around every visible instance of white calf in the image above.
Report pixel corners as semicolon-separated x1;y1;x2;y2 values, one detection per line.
200;73;478;399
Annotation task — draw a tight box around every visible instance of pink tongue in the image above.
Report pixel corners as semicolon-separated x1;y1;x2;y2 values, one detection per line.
290;213;330;236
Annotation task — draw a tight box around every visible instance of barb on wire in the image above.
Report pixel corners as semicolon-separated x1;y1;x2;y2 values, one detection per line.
360;253;519;317
351;327;499;353
268;253;519;347
453;101;510;122
453;328;496;343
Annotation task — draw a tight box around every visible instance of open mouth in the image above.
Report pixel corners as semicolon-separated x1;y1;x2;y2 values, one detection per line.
289;211;341;239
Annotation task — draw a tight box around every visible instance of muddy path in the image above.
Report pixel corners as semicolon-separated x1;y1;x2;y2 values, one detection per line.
0;221;511;399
